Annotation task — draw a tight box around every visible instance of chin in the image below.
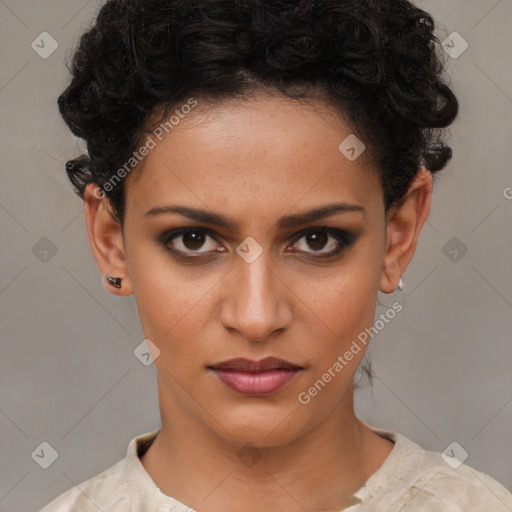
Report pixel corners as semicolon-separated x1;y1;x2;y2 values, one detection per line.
209;403;307;449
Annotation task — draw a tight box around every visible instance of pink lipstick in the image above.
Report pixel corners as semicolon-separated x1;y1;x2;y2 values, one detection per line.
209;357;302;395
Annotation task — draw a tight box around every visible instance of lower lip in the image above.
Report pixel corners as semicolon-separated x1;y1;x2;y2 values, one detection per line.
212;369;300;395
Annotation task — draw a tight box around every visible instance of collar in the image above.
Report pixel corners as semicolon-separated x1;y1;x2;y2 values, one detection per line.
121;424;424;511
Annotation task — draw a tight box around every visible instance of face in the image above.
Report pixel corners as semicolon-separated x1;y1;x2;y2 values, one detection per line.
86;94;430;448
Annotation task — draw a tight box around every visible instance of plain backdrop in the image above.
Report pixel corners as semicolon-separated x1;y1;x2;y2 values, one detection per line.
0;1;511;511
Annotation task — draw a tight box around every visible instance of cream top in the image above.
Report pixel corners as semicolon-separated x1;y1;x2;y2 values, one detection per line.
40;426;512;511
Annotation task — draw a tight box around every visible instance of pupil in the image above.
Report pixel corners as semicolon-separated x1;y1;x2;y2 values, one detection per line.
307;232;327;251
183;231;205;250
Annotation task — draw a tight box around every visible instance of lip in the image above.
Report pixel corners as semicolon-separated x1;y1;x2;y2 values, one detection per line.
209;357;303;396
210;357;302;372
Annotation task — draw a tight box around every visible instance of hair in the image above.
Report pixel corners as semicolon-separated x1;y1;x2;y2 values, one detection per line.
58;0;458;224
58;0;459;385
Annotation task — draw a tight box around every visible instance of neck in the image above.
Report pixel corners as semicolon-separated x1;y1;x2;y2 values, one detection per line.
140;383;394;512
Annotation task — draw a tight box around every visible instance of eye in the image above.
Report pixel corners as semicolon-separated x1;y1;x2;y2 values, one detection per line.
287;227;356;258
161;228;225;258
160;226;356;261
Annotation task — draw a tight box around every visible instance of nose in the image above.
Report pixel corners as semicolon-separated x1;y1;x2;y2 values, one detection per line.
219;251;293;342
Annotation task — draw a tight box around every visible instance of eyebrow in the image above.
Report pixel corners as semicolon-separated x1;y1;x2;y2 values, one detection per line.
144;202;365;230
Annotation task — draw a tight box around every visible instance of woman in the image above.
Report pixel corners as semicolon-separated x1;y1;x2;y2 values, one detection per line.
41;0;512;510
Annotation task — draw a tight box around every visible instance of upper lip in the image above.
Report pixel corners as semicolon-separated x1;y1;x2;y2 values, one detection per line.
209;357;303;372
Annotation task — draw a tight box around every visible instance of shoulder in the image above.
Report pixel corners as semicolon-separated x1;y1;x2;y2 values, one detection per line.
397;455;512;511
361;429;512;512
38;458;127;512
38;428;162;512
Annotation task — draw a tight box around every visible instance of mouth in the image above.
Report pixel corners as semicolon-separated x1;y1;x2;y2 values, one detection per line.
208;357;303;396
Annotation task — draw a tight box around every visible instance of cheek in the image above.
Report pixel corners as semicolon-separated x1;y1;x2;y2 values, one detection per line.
129;257;220;361
135;280;200;339
125;236;229;374
293;279;377;411
302;267;378;331
295;263;380;373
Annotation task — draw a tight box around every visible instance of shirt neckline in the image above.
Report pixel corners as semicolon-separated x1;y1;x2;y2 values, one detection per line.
123;424;418;510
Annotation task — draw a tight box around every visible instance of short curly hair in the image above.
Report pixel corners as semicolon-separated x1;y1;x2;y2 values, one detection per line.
58;0;458;225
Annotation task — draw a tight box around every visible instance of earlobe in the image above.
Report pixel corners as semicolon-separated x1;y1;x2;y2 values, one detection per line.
83;183;134;296
379;168;433;294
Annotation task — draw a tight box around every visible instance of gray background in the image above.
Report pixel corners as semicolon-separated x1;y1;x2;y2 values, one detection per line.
0;1;511;511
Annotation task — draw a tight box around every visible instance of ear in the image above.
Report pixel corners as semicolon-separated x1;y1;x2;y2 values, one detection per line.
380;168;433;294
83;183;133;296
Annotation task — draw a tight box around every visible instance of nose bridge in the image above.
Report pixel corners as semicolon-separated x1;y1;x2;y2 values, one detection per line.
222;247;289;340
236;250;277;317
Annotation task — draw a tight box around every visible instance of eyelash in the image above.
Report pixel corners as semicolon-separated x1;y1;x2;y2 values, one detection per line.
159;226;357;261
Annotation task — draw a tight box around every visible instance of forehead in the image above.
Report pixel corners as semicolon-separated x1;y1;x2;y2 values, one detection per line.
124;94;383;222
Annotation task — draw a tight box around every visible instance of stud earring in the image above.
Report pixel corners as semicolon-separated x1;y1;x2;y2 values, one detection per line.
396;277;404;291
104;275;122;289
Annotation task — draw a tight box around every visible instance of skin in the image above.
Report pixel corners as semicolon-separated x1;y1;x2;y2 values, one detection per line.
83;93;432;512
